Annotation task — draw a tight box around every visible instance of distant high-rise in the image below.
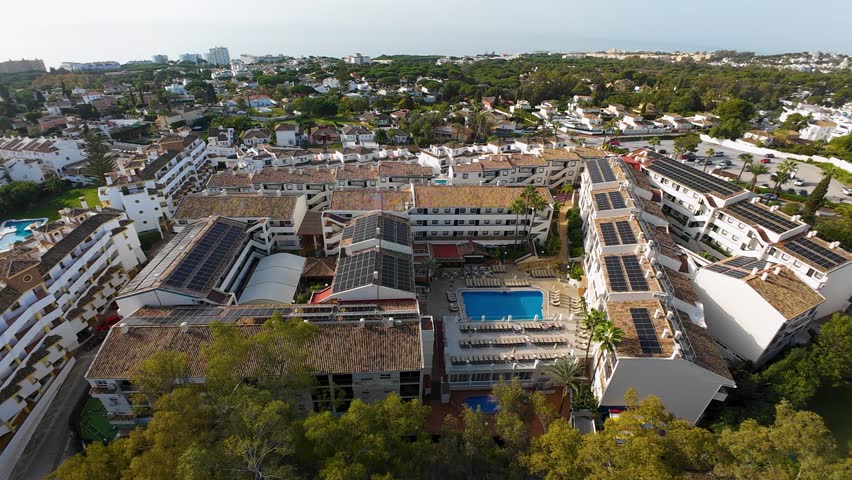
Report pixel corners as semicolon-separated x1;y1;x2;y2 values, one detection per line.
151;54;169;64
0;58;46;74
178;53;201;64
207;47;231;66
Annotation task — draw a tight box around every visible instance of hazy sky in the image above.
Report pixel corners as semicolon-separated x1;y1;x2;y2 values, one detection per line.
2;0;850;68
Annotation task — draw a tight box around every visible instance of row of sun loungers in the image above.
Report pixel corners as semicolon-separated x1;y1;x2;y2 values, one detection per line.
504;279;530;287
466;278;503;288
492;264;507;273
530;268;557;278
549;290;561;307
458;322;564;333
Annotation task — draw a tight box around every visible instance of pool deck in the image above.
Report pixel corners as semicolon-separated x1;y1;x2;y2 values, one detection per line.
423;262;584;434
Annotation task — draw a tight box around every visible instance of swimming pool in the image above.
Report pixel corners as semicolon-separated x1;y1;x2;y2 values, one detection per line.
0;218;46;252
464;395;498;414
460;290;543;320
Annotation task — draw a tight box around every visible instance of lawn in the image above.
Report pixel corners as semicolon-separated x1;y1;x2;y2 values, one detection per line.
79;397;116;444
808;383;852;454
8;187;101;221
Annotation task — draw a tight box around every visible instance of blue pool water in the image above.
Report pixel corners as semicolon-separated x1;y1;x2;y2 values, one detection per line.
464;395;499;414
0;219;45;251
461;290;544;320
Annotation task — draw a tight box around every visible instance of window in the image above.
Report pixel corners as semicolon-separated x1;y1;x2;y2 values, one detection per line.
22;274;33;283
462;173;468;179
444;208;451;214
793;260;802;268
484;220;490;225
485;208;492;213
400;371;420;383
444;220;451;225
431;220;438;225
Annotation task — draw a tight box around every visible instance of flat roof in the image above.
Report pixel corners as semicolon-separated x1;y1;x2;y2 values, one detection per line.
644;156;745;199
174;193;299;220
414;185;552;209
720;201;803;235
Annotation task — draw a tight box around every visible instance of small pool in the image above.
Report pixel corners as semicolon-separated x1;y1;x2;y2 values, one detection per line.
461;290;543;320
0;218;46;252
464;395;498;414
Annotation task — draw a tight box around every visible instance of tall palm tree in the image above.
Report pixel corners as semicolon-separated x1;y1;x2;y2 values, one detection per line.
560;183;574;196
590;321;624;383
526;194;547;242
747;163;771;191
422;256;439;282
548;358;582;417
510;197;526;246
736;153;754;184
581;308;607;377
772;159;798;195
703;148;715;172
648;136;661;151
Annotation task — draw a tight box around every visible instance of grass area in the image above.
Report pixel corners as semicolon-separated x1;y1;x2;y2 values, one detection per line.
308;115;359;126
808;383;852;453
8;187;101;221
79;397;116;444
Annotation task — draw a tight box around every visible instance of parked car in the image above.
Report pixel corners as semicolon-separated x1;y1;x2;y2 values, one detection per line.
761;193;778;201
766;153;775;158
799;189;808;196
712;151;725;157
793;178;805;186
680;152;696;160
657;149;667;154
843;187;852;196
718;160;732;167
760;183;770;189
786;188;797;195
609;140;620;146
760;158;772;164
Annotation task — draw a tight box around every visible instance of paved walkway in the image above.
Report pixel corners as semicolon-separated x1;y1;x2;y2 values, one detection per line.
10;349;97;480
557;201;572;266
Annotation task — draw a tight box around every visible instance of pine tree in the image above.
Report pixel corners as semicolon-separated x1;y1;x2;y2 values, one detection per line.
802;171;832;224
82;126;115;186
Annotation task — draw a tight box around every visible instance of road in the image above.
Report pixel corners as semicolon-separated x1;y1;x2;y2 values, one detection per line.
584;136;850;203
10;349;97;480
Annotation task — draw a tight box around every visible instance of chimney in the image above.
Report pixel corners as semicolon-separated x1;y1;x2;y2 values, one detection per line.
653;308;662;318
79;197;88;209
774;266;782;275
751;267;758;276
359;318;366;328
750;197;759;204
760;272;769;281
180;321;189;333
661;328;670;338
807;230;817;238
829;241;840;249
792;215;802;221
119;323;129;334
644;270;652;279
769;205;779;212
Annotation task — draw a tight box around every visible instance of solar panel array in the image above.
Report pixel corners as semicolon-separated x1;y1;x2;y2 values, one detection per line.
165;221;244;292
598;220;638;246
593;191;628;211
604;255;651;292
332;250;414;293
725;202;801;235
630;308;663;354
705;257;769;279
343;213;412;247
123;222;200;293
646;157;743;198
587;158;616;184
782;236;849;271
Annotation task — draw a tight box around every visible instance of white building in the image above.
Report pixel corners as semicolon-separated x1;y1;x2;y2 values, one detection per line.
340;126;375;147
206;126;237;156
206;47;230;66
0;208;145;477
98;134;211;234
178;53;201;64
344;53;371;65
275;124;300;147
59;61;120;73
0;137;85;177
799;120;837;141
151;54;168;64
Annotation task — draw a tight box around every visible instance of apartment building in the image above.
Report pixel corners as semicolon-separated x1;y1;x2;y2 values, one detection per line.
86;302;433;423
579;157;736;425
448;154;547;186
173;192;308;251
206;126;237;156
0;137;85;176
377;162;434;188
250;167;337;211
694;257;824;365
114;217;264;316
322;190;412;255
340;126;375;147
98;134;211;234
0;208;145;476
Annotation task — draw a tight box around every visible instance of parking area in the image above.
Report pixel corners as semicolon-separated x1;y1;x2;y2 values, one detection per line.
586;136;850;202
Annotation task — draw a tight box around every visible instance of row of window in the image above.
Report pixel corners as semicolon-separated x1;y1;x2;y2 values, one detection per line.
449;372;534;383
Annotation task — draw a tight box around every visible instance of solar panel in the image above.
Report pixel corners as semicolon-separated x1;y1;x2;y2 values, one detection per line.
783;237;848;271
588;158;616;183
621;255;649;291
608;191;627;209
594;192;611;210
587;161;603;183
333;250;376;292
724;270;749;279
705;264;730;274
604;256;628;292
726;202;800;235
630;308;663;354
599;223;620;245
725;256;753;268
646;157;743;198
615;221;637;244
163;222;245;293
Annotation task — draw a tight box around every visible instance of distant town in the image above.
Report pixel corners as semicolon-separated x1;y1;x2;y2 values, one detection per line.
0;46;849;479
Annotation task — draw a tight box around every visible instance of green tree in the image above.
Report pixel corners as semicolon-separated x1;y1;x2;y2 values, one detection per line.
772;159;798;195
648;136;661;150
590;321;624;382
421;255;439;281
82;126;115;186
736;153;754;183
548;357;582;417
704;148;715;172
716;98;755;123
779;112;811;132
816;204;852;250
131;350;189;403
802;170;833;223
523;418;586;480
746;162;770;191
580;308;607;377
510;196;526;246
673;132;700;156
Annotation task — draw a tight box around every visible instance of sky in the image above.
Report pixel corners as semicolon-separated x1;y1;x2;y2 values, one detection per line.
2;0;851;68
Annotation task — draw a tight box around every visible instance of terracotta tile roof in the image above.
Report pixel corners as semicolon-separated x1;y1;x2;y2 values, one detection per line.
606;300;674;358
414;185;552;209
335;164;378;180
507;154;547;167
537;149;582;161
378;162;433;177
662;267;699;304
302;257;337;278
452;162;485;173
252;167;335;185
86;322;422;379
676;311;734;381
571;146;608;159
174;193;299;220
38;213;121;275
207;171;253;189
745;266;824;319
329;189;412;212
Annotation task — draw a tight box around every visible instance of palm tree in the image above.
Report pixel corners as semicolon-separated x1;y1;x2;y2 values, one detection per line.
590;321;624;383
548;358;582;417
580;308;607;377
736;153;754;184
422;256;439;282
648;136;661;151
560;183;574;196
526;193;547;243
747;163;771;191
703;148;715;172
772;159;798;195
510;197;526;246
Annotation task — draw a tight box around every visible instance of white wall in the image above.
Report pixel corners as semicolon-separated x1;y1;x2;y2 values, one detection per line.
700;134;852;174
